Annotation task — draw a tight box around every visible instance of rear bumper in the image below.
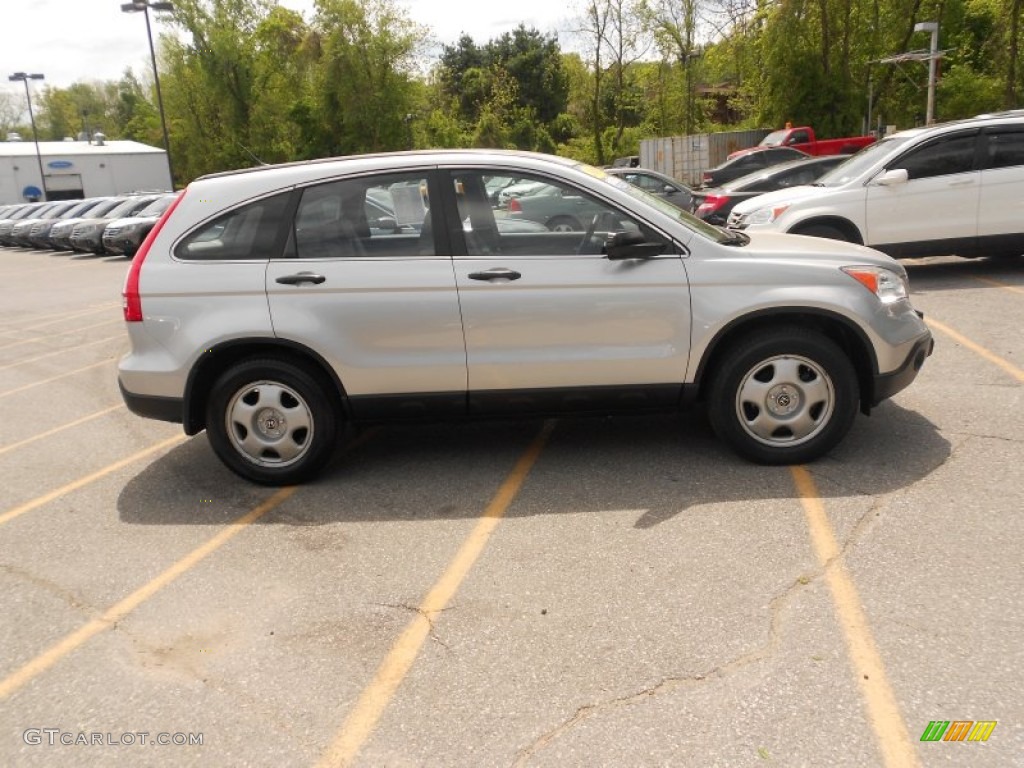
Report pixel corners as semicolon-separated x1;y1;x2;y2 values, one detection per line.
871;333;934;406
119;378;184;424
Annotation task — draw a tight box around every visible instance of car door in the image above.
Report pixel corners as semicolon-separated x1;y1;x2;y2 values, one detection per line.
864;130;980;257
977;124;1024;255
444;169;692;415
265;170;468;420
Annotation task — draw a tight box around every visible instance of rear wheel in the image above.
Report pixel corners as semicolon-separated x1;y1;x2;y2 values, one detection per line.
708;328;859;464
206;358;338;485
546;215;581;232
793;224;850;242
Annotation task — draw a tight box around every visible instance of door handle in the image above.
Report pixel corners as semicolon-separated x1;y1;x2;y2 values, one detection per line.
275;272;326;285
948;178;976;187
467;268;522;281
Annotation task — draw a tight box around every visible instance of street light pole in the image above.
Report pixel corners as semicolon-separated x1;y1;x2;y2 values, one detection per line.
914;21;940;125
8;72;47;202
121;0;175;189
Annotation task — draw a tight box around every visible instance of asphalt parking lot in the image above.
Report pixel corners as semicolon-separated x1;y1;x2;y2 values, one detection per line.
0;245;1020;767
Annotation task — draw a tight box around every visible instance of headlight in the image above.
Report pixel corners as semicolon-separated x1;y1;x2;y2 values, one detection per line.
744;204;790;226
841;266;909;304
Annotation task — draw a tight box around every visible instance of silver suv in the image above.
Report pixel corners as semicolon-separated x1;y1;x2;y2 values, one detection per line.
118;150;933;484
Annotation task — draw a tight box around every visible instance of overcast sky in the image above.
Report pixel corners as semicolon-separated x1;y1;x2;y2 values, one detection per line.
1;0;576;96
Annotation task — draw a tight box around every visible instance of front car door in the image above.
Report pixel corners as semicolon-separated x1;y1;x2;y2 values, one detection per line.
864;129;980;257
265;170;468;420
443;168;692;415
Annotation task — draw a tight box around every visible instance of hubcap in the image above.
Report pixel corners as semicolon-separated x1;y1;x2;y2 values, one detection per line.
226;381;313;467
735;355;835;446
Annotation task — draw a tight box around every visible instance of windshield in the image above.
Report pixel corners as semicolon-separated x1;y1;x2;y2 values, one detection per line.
137;195;177;216
104;196;157;219
759;129;788;147
814;136;911;186
590;164;734;244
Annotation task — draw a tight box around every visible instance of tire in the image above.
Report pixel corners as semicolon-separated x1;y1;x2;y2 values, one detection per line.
205;358;339;485
707;328;859;464
546;215;582;232
793;224;850;242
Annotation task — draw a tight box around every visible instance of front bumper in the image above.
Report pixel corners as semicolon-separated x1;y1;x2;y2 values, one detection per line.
870;333;934;406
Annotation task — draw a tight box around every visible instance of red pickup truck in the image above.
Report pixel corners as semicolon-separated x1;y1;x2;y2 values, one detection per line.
750;126;876;156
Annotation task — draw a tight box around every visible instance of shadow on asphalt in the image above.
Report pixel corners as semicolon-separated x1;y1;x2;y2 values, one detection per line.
118;400;949;527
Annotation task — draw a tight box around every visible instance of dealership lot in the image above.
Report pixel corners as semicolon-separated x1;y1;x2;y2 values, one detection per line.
0;246;1020;766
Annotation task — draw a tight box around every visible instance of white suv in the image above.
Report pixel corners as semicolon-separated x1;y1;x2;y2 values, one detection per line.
728;112;1024;258
118;150;933;484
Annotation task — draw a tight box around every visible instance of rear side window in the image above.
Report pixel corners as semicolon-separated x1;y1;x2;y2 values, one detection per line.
175;192;291;261
890;133;977;179
292;173;433;259
984;129;1024;169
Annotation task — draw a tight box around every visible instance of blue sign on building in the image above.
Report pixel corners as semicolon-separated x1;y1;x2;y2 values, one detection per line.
47;160;74;169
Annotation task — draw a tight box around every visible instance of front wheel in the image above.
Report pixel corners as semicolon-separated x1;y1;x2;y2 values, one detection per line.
206;358;338;485
707;329;859;464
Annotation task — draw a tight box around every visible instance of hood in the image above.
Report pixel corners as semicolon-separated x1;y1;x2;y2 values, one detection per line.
736;230;902;271
729;184;828;215
105;215;158;229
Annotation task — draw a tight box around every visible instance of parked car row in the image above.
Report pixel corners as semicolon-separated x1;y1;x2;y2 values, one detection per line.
0;192;176;255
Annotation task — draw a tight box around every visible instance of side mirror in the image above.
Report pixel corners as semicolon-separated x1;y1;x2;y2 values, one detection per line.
605;230;666;260
661;184;674;194
370;215;399;231
874;168;909;186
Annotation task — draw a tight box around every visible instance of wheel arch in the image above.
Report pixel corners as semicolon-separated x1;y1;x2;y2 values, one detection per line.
692;309;879;414
788;216;864;244
183;337;348;435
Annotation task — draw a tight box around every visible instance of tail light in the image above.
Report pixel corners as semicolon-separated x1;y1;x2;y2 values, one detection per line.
508;198;522;213
696;195;730;219
123;189;185;322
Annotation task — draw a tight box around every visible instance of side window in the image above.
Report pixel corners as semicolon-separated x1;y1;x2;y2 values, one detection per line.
985;129;1024;169
293;173;432;259
450;170;669;257
175;191;291;261
789;130;810;144
890;134;977;180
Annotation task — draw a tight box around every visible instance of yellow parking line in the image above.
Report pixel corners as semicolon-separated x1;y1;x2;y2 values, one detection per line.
973;276;1024;295
0;334;123;371
316;420;555;768
0;358;113;399
790;467;920;768
0;404;125;458
0;317;121;351
0;486;296;701
926;318;1024;383
15;304;119;333
0;435;186;528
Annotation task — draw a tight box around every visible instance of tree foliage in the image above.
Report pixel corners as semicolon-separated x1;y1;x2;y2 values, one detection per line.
19;0;1024;185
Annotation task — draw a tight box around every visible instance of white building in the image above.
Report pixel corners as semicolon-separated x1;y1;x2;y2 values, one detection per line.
0;137;171;204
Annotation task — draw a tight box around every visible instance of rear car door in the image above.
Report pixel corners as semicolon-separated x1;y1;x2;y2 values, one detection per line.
977;123;1024;255
444;169;692;415
264;170;468;420
864;129;980;257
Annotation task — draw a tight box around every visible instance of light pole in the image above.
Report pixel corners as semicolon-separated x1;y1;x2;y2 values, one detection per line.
121;0;175;188
914;21;939;125
8;72;47;202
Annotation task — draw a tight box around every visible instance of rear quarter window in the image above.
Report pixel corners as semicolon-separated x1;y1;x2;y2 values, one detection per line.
175;191;292;261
